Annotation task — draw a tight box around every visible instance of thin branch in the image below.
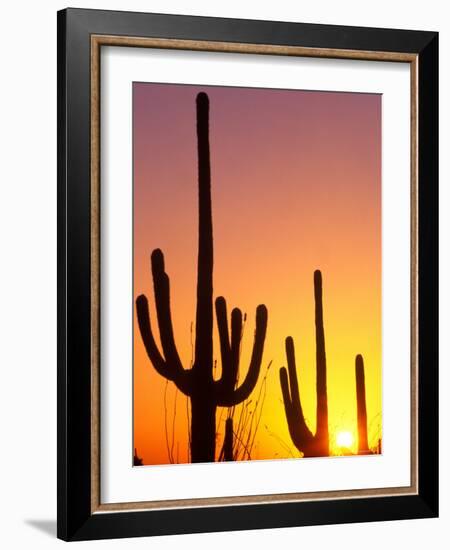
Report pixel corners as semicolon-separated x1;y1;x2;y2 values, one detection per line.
265;425;296;458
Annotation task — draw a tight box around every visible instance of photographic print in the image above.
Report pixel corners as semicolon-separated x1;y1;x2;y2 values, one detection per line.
133;82;382;466
58;11;438;539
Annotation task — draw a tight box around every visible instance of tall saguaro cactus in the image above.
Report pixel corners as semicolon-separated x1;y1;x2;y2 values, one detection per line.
279;270;329;457
136;92;268;463
355;354;370;454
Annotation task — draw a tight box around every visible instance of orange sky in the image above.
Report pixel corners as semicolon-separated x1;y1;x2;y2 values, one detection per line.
133;82;382;465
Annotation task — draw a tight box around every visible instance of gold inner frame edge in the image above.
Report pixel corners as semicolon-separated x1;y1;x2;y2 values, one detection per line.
90;35;419;514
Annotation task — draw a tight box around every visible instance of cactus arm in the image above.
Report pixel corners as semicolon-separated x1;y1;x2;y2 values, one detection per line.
280;367;309;451
229;307;243;383
136;251;191;395
194;92;214;371
215;296;231;375
136;294;167;377
279;367;292;410
136;294;191;394
215;296;242;393
285;336;301;414
216;304;267;406
150;249;185;371
280;337;314;449
279;367;297;441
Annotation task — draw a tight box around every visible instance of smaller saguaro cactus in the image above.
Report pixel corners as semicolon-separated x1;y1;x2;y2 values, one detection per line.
223;418;234;461
355;354;370;454
279;270;329;458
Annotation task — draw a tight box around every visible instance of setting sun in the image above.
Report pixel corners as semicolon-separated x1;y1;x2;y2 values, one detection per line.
336;431;354;449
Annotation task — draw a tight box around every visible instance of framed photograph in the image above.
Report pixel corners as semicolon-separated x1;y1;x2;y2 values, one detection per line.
57;8;438;541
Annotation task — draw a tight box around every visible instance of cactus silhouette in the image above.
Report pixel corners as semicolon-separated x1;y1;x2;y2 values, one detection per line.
355;354;370;454
223;418;234;461
133;448;144;466
136;92;268;463
279;270;329;457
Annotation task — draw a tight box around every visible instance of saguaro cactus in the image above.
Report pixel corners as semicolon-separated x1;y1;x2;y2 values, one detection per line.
355;354;370;454
223;418;234;461
136;92;268;463
279;270;329;457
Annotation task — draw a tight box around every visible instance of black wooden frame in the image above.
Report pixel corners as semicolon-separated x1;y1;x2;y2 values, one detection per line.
57;7;438;541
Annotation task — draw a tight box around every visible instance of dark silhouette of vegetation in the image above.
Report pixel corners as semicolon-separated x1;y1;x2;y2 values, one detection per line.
136;92;268;463
223;418;234;461
133;448;143;466
216;359;273;462
279;270;329;457
355;354;371;455
376;438;382;454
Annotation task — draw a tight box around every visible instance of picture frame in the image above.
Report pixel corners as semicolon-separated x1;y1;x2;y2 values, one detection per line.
57;7;438;541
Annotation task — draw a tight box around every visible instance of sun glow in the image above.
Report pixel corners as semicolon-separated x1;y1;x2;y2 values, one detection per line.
336;431;354;449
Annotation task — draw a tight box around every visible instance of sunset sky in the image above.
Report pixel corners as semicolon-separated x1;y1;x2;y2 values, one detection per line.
133;82;381;465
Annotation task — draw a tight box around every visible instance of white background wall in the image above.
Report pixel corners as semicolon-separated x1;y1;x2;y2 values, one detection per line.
0;1;446;548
